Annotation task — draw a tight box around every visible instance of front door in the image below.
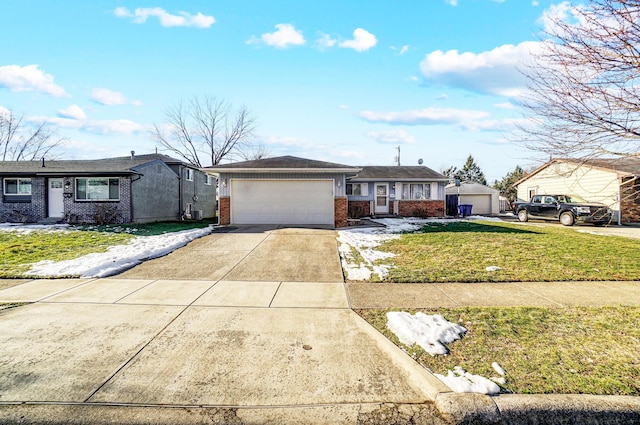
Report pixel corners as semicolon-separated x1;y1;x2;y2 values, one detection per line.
48;178;64;218
374;183;389;214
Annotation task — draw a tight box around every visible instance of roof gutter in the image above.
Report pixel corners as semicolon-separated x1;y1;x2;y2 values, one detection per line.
201;167;362;175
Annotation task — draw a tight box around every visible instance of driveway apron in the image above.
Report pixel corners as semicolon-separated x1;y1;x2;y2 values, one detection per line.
0;225;449;423
117;225;344;282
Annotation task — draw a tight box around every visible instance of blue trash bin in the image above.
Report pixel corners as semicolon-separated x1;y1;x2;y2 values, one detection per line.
458;204;473;217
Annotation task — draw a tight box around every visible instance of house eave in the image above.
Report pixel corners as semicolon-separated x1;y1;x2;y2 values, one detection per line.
203;167;362;175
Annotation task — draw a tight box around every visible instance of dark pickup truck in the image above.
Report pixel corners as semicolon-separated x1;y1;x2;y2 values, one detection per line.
512;194;612;226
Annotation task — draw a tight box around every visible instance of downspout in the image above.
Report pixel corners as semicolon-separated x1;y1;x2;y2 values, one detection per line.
178;166;183;220
618;178;622;226
130;174;142;223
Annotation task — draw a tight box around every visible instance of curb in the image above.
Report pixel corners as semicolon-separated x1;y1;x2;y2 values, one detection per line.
434;392;640;425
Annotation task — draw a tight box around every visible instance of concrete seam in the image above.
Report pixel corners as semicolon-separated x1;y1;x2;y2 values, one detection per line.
512;282;565;307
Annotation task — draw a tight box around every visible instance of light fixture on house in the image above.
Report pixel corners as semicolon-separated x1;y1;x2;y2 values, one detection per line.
337;180;342;188
222;179;227;188
64;180;71;192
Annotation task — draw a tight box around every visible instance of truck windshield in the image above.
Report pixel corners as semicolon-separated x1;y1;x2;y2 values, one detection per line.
557;195;588;203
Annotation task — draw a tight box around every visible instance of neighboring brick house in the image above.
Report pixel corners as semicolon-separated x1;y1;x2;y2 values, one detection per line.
0;153;216;224
515;157;640;224
346;166;448;218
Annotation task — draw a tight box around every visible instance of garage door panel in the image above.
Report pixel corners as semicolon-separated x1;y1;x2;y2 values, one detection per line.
231;180;334;225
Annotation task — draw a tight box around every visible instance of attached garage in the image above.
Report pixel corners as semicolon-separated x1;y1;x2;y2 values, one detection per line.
204;156;361;228
231;179;334;225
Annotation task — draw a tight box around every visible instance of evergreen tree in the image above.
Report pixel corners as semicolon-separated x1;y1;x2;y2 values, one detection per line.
493;165;524;203
456;155;487;185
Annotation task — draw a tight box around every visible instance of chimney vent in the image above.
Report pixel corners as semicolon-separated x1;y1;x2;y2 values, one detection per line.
41;158;45;168
130;150;135;160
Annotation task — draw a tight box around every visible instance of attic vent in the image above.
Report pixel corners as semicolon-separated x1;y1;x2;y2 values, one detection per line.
131;150;135;160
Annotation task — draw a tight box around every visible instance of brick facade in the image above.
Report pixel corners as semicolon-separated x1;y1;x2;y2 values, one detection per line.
334;197;348;228
397;200;445;218
64;177;132;224
0;177;46;223
348;200;370;218
620;176;640;224
219;196;231;225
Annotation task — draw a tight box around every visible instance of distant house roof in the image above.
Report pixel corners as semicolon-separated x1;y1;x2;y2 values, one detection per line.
0;154;189;177
515;157;640;186
204;155;361;174
348;166;447;182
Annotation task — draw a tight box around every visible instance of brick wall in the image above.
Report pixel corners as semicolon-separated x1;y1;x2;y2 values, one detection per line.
620;177;640;223
397;200;445;218
219;196;231;225
348;200;370;218
0;177;46;223
334;197;348;228
64;177;132;224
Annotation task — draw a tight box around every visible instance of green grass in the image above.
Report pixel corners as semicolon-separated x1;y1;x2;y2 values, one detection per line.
358;306;640;395
79;219;216;236
0;221;216;278
0;229;134;278
378;221;640;282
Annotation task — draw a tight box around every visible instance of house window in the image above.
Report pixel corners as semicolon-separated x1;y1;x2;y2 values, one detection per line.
205;175;212;185
3;178;32;195
75;177;120;201
346;183;368;196
402;183;431;200
186;168;194;181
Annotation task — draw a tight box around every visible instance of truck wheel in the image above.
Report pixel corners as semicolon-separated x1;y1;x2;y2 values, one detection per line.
560;212;575;226
517;210;528;222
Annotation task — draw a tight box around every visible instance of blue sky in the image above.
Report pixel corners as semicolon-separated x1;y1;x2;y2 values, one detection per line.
1;0;564;182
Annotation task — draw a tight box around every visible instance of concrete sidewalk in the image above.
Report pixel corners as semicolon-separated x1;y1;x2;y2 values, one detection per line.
347;280;640;309
0;278;452;424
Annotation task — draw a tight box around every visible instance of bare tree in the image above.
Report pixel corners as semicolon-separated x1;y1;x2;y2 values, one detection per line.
516;0;640;160
151;96;258;167
0;109;64;161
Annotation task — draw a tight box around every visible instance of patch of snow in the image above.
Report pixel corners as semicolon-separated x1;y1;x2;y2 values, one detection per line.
485;266;502;272
492;362;506;376
24;227;214;278
435;366;501;395
0;223;71;234
386;311;467;356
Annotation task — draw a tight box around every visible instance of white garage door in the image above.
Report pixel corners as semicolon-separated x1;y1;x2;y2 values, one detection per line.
460;194;491;215
231;179;334;225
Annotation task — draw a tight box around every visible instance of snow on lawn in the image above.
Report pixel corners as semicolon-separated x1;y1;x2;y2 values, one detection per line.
386;310;504;395
338;216;501;281
13;226;215;278
386;311;467;355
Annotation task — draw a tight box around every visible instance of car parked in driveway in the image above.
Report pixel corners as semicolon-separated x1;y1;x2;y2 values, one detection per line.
512;194;612;226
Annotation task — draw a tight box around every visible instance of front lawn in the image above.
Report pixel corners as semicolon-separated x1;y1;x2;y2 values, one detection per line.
378;221;640;282
0;221;214;278
359;306;640;395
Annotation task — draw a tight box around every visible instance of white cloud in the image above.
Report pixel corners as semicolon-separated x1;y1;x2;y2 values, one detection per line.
419;41;540;97
367;129;416;144
58;104;86;120
399;45;409;55
0;65;67;97
338;104;349;110
253;24;306;48
494;101;516;110
81;119;145;135
28;115;145;135
0;105;11;117
339;28;377;52
359;107;489;126
316;32;337;50
91;88;142;106
446;0;458;6
114;7;215;28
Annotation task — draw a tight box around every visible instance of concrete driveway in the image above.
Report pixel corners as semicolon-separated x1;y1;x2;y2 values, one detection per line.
117;225;345;282
0;225;453;424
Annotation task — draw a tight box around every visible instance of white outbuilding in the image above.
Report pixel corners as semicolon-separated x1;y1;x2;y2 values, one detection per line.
445;181;501;215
